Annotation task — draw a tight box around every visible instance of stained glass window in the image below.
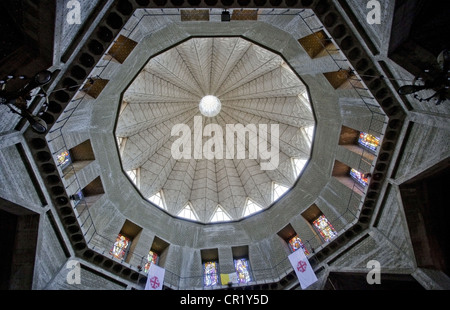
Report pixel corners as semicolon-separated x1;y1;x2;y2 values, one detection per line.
203;261;219;287
358;132;380;152
288;235;310;255
312;215;338;242
110;234;131;260
234;258;252;284
57;150;71;170
210;205;231;223
71;190;84;206
144;250;159;273
273;183;289;202
243;199;262;217
350;168;369;187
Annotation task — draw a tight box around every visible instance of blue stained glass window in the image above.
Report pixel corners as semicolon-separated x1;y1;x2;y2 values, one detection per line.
350;168;369;187
203;261;219;287
234;258;252;284
72;190;84;206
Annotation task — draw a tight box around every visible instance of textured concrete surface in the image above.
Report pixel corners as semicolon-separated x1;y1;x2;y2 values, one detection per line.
1;1;449;290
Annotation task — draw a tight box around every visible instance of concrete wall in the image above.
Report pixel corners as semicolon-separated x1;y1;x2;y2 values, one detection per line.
1;1;450;290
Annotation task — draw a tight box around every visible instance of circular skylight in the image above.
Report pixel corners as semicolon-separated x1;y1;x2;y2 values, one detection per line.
199;95;222;117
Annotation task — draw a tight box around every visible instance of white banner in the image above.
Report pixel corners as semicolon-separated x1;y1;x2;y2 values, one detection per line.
145;264;165;290
288;249;318;289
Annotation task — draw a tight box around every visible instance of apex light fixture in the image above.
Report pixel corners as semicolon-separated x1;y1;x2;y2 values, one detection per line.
0;70;53;133
199;95;222;117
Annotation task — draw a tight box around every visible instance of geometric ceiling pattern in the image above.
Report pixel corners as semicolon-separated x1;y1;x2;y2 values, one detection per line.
13;0;435;290
115;37;315;223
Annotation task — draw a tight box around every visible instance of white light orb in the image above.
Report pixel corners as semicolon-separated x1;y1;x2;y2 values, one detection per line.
199;95;221;117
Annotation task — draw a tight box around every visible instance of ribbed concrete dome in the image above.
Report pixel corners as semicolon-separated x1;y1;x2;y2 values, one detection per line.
115;37;315;223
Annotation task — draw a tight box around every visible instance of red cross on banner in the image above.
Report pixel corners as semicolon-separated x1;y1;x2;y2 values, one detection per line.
288;248;318;289
297;260;307;273
145;263;165;290
149;276;160;289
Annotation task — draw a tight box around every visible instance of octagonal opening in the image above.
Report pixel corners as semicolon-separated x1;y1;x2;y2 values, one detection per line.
114;36;315;223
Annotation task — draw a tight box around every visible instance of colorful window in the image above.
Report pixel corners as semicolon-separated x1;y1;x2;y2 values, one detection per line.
312;215;338;242
358;132;380;152
350;168;369;187
288;235;310;255
57;150;71;170
234;258;252;284
203;261;219;287
144;250;159;273
72;190;84;206
110;234;131;260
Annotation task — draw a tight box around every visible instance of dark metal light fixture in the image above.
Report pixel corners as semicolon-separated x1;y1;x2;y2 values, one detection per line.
397;49;449;105
0;70;52;133
221;10;230;22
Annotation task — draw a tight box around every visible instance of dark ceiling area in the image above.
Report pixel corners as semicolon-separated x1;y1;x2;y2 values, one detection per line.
389;0;450;77
0;1;25;63
0;0;54;79
408;1;449;57
400;159;450;278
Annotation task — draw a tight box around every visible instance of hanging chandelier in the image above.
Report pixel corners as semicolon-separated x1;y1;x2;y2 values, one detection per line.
397;49;449;105
0;70;52;133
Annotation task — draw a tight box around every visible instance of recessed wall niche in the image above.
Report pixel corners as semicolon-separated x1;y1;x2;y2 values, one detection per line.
338;125;378;162
301;204;338;244
110;219;143;264
57;139;95;179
